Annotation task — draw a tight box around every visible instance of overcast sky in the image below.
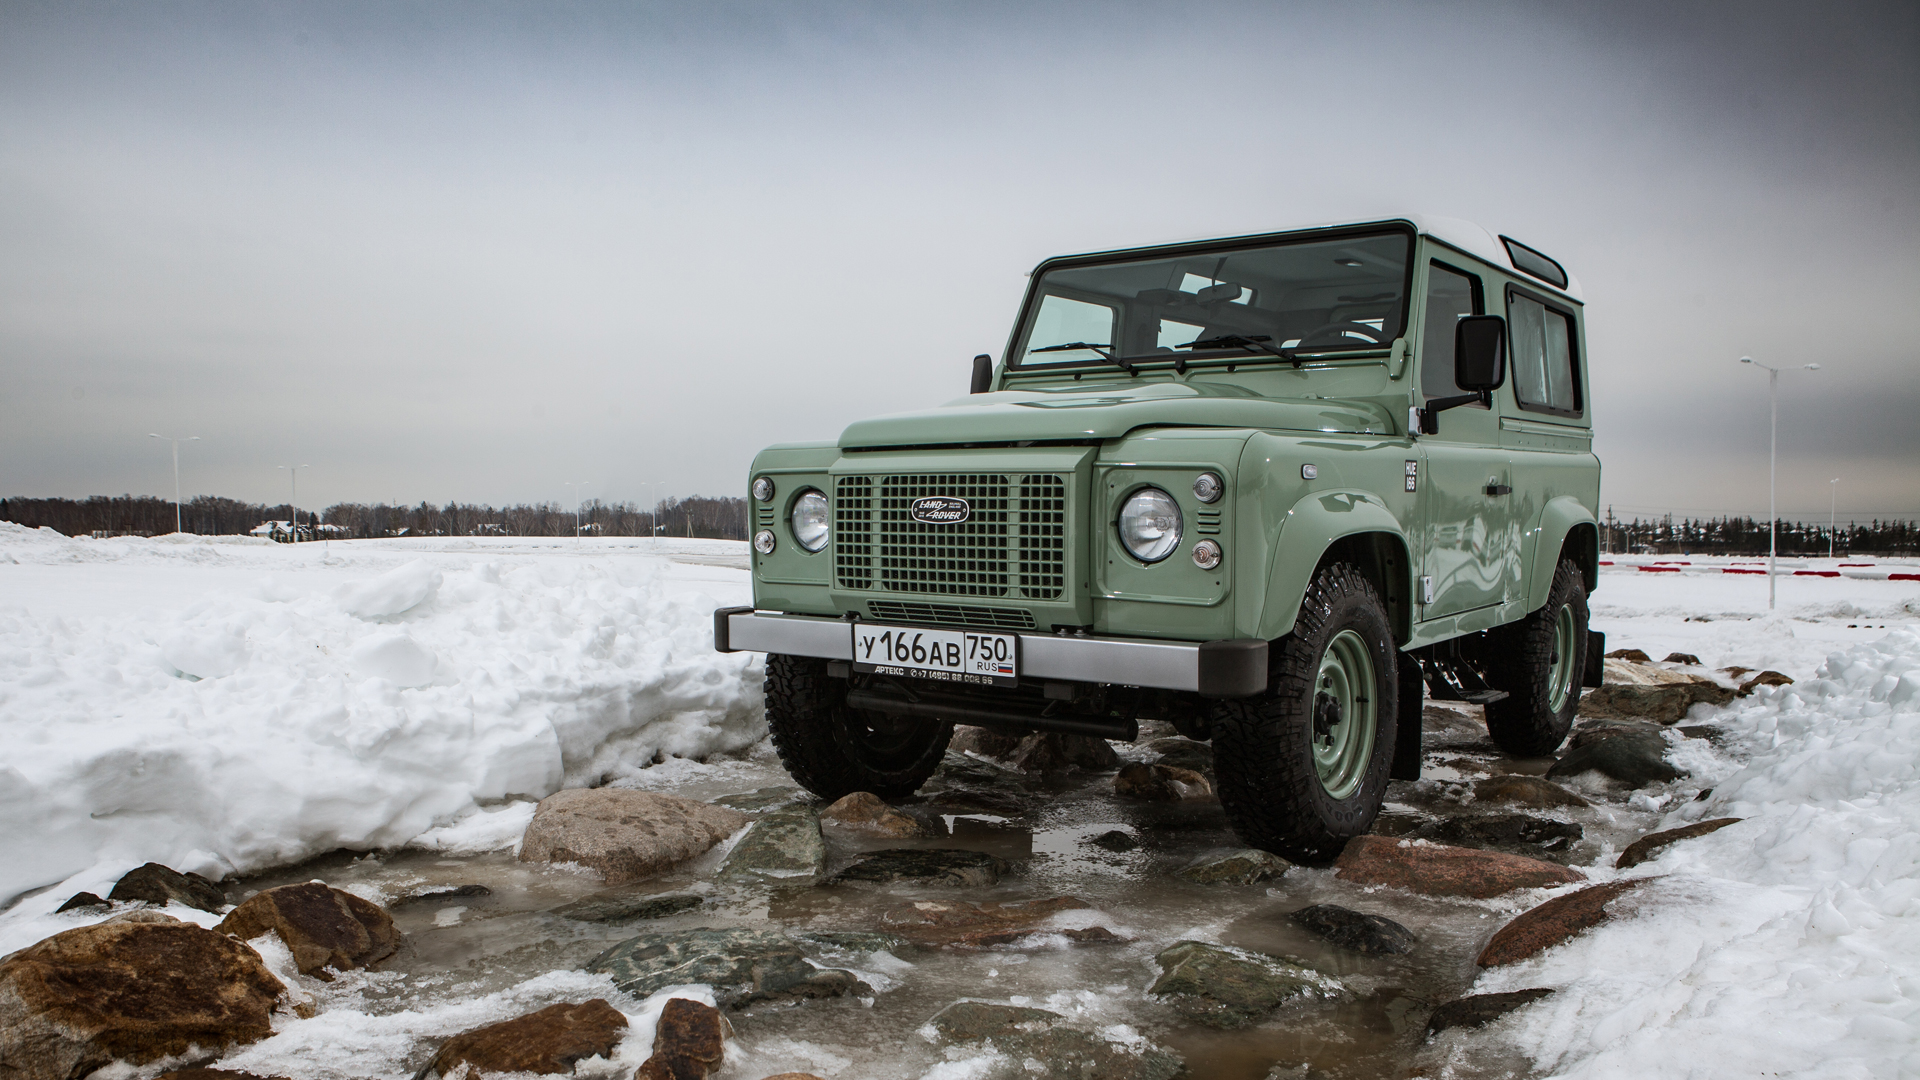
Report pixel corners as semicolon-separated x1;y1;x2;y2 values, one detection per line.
2;0;1914;521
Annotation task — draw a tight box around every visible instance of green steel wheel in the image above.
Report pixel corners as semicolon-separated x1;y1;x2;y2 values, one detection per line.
1484;558;1590;757
1211;562;1399;864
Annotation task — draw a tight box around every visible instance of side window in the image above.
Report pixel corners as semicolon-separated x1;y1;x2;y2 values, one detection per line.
1420;262;1482;400
1507;291;1581;415
1020;294;1117;365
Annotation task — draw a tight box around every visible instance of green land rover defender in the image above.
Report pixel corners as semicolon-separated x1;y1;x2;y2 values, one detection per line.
715;216;1604;862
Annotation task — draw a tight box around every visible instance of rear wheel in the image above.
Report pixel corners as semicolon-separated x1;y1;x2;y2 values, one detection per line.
764;653;953;800
1482;559;1589;756
1211;563;1398;864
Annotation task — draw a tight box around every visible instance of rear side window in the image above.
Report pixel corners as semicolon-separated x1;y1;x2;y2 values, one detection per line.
1420;262;1483;400
1507;290;1580;415
1500;236;1568;289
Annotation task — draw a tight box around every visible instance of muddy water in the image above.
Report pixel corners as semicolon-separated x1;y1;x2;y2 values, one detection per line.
233;705;1677;1080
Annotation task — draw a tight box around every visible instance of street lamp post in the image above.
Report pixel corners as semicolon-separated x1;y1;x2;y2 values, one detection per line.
638;481;668;547
1829;477;1841;559
1739;357;1820;609
148;433;200;535
277;465;309;542
564;482;591;541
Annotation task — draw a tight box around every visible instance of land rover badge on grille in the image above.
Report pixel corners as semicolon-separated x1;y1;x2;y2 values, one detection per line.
909;496;971;524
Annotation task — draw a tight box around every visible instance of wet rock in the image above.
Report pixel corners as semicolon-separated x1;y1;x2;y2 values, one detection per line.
1113;762;1212;801
793;930;909;956
1424;988;1555;1036
1088;829;1139;852
1334;836;1585;899
948;725;1026;759
107;862;227;913
216;882;399;979
1579;682;1734;725
1602;657;1714;686
551;892;704;923
1288;904;1415;956
718;806;826;886
1471;774;1591;809
1616;817;1742;869
1477;879;1647;966
880;896;1104;948
820;791;937;839
1149;941;1336;1029
929;1002;1183;1080
1548;727;1685;786
1663;652;1703;665
1175;848;1290;885
1738;670;1794;695
519;788;749;885
55;892;110;913
950;727;1119;773
1145;737;1215;776
1606;647;1652;662
831;848;1007;887
1415;813;1583;851
754;1075;826;1080
586;928;860;1008
0;917;285;1080
155;1071;290;1080
712;787;807;813
635;997;728;1080
393;884;492;906
417;999;629;1078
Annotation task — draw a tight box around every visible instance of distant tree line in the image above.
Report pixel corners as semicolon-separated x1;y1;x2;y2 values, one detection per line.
1;494;748;541
1605;514;1920;556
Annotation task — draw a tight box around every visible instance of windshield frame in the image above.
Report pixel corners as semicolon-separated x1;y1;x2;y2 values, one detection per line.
1002;220;1419;374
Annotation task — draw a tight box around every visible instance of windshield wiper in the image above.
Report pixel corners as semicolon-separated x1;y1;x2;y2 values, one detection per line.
1177;334;1301;369
1029;342;1134;375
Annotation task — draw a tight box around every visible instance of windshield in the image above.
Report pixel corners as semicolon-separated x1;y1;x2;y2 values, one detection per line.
1011;229;1411;368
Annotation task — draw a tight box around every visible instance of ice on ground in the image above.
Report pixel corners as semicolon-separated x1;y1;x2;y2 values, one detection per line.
0;523;762;912
1475;628;1920;1079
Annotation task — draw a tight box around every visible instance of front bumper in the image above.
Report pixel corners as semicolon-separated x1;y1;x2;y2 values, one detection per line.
713;607;1268;697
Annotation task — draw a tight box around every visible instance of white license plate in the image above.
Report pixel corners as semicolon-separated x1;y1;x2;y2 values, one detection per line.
850;623;1019;686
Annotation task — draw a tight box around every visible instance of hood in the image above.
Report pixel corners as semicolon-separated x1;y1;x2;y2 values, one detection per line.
839;380;1394;448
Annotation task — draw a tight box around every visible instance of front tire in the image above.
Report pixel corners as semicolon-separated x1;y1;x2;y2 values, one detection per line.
764;653;953;800
1481;559;1590;757
1211;563;1399;864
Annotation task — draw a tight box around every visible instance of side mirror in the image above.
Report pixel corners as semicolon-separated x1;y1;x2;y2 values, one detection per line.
1454;315;1506;392
970;353;994;394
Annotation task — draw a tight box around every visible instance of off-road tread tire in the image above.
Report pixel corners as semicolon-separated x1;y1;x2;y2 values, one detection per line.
1481;559;1589;757
764;653;952;800
1210;562;1399;865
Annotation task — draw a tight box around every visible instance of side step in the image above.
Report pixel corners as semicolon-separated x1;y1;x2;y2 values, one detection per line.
1420;656;1510;706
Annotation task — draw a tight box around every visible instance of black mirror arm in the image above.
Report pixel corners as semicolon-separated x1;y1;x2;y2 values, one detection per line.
1415;389;1490;435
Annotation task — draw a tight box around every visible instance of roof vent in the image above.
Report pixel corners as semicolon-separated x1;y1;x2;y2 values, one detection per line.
1498;236;1568;289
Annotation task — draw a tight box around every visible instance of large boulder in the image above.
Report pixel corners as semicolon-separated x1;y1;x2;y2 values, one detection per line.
1477;879;1647;966
1471;775;1590;809
519;789;749;884
830;848;1007;887
417;999;629;1078
717;807;826;886
819;792;939;838
551;892;704;924
1424;988;1554;1037
1148;941;1337;1028
1113;763;1212;801
1547;726;1685;787
926;1001;1182;1080
107;863;227;913
1334;836;1584;899
585;929;859;1008
1616;817;1742;869
1578;682;1734;725
1144;737;1215;777
1287;904;1415;956
0;917;284;1080
216;882;399;979
1414;813;1582;852
634;997;728;1080
1176;849;1290;886
879;896;1114;948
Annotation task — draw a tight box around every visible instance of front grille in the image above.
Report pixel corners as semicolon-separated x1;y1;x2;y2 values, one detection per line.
835;473;1067;602
867;600;1036;630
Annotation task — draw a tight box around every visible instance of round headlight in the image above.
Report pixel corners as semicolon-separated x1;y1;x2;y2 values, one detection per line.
1118;487;1182;563
753;529;776;555
1193;472;1223;503
752;476;775;502
1192;539;1223;570
791;490;830;552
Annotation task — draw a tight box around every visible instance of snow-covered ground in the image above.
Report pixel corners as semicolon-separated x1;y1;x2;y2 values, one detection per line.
2;524;1917;1078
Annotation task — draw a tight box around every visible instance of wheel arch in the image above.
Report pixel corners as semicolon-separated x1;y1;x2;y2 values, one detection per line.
1525;497;1600;610
1253;490;1414;645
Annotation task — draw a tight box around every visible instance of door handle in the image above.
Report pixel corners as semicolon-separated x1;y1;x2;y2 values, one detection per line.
1485;484;1512;497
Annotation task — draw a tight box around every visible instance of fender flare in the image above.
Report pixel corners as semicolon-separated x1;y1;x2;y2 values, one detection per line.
1525;496;1600;610
1253;489;1414;643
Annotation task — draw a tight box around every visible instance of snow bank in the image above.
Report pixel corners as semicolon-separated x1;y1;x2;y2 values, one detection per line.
0;524;763;908
1476;628;1920;1078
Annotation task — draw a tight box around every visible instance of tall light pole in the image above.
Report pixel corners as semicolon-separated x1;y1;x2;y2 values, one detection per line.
564;481;590;541
638;481;668;546
1739;357;1820;609
1829;477;1840;559
277;464;308;542
148;433;200;535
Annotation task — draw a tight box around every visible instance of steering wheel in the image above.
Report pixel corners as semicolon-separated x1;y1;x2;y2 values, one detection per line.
1295;321;1391;347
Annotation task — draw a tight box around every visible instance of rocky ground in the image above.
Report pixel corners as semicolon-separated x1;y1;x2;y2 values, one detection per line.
0;653;1787;1080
